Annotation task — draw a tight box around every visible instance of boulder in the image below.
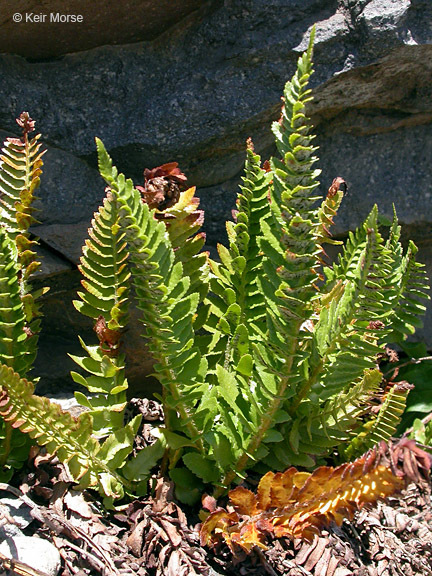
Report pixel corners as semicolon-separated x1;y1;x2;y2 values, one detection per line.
0;0;431;394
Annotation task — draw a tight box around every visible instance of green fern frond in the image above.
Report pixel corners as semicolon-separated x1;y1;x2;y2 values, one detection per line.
215;29;326;491
366;381;412;445
0;363;135;500
96;139;206;457
259;27;321;366
0;118;44;240
249;29;323;430
342;381;412;460
71;193;131;436
0;114;48;475
0;114;47;370
388;241;430;342
205;141;272;366
75;194;130;327
0;115;44;290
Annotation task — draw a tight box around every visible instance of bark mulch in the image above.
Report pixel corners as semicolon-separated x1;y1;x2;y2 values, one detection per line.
0;399;430;576
0;458;430;576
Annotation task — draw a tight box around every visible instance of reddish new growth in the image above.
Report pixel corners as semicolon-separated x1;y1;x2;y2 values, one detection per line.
94;315;121;357
327;177;347;198
136;162;187;211
367;320;385;330
16;112;36;136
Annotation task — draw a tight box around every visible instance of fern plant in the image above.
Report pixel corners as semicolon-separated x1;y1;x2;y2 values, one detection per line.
0;112;46;375
0;30;429;506
0;113;47;477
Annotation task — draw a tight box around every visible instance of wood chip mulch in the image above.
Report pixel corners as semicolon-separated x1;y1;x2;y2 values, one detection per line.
1;400;431;576
1;461;429;576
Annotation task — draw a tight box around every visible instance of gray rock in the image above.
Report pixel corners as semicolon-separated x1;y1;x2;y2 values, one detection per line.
0;524;23;538
34;245;73;279
47;393;88;418
36;221;92;265
33;144;105;228
0;536;61;576
0;1;203;59
0;498;33;530
0;0;429;181
0;0;431;397
1;0;429;245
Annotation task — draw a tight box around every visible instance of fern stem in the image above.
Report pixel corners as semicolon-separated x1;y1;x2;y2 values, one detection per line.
22;132;29;288
215;328;301;497
384;356;432;374
288;359;324;417
157;354;204;455
0;422;12;468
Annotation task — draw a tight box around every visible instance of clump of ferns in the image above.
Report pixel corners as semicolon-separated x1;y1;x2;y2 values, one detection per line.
0;27;429;506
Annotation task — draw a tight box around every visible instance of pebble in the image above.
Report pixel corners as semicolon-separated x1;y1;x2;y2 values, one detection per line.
0;496;34;539
0;497;34;529
0;536;61;576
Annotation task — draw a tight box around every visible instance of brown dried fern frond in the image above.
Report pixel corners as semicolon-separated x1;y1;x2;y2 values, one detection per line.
200;438;432;552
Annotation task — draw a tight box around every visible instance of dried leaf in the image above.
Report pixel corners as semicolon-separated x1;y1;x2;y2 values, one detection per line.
93;315;121;356
138;162;187;211
201;494;217;513
201;440;432;552
127;518;146;557
63;491;93;519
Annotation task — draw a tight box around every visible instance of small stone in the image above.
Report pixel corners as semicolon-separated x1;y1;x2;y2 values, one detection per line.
0;524;23;538
0;536;61;576
0;497;33;529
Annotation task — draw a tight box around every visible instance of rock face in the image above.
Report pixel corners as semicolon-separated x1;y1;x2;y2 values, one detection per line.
0;1;203;59
0;0;431;394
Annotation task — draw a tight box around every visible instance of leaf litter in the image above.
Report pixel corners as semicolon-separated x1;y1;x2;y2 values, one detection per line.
1;404;431;576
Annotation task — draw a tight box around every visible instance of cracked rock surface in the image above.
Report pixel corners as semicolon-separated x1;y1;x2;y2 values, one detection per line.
0;0;431;393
